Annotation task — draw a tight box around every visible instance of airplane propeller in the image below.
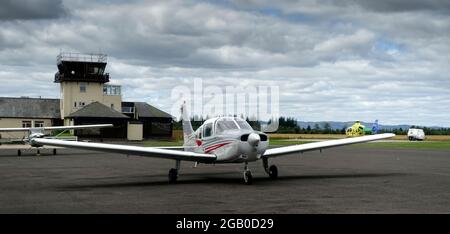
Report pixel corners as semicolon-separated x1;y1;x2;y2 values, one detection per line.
247;133;261;147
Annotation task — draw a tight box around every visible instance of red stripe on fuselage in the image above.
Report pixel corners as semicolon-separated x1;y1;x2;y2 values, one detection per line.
204;142;231;153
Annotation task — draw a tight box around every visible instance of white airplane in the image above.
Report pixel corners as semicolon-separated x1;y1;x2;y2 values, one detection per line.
21;103;395;185
0;124;113;156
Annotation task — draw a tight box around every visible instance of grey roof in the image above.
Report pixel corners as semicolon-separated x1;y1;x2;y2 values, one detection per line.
67;102;129;119
0;97;60;118
133;102;172;118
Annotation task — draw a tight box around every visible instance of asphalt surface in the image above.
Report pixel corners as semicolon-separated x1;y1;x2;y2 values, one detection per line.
0;145;449;213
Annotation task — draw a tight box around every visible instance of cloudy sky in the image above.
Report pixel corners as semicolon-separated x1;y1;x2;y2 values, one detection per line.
0;0;449;126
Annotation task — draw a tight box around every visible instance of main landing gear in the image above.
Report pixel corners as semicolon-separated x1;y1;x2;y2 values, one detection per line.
168;160;181;183
242;158;278;185
166;159;276;185
262;157;278;179
243;162;253;185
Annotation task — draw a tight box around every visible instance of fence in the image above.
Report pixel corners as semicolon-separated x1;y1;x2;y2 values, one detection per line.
172;130;183;141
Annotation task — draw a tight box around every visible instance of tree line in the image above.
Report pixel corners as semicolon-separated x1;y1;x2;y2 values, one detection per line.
173;117;450;135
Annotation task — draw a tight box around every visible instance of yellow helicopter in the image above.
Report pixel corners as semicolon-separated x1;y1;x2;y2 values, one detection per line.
346;120;379;137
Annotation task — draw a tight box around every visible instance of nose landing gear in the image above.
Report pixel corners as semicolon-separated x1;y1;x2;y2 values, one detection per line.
243;162;253;185
262;157;278;179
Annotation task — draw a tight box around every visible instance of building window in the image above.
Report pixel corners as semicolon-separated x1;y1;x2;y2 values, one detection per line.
121;106;134;113
80;83;86;93
22;121;32;128
103;85;121;96
34;121;44;128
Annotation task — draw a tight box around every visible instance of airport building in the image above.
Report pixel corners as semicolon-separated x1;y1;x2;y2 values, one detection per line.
0;52;173;140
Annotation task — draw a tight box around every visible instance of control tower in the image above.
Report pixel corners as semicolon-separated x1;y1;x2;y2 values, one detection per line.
55;52;122;122
55;52;109;83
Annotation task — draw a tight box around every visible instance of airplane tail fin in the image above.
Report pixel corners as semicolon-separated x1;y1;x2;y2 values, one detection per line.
372;119;379;134
180;101;196;149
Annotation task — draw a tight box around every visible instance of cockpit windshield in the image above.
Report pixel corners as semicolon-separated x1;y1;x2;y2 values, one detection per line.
215;117;254;134
234;118;253;130
215;118;239;134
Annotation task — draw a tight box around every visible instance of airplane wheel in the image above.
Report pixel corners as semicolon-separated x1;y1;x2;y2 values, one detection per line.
269;165;278;179
53;149;57;155
244;170;253;185
17;150;21;156
168;168;178;183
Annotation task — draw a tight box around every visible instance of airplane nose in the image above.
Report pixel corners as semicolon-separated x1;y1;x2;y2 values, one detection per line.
247;133;260;147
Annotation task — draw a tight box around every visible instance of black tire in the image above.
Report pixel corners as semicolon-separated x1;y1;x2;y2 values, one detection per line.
17;150;21;156
269;165;278;179
168;168;178;183
244;171;253;185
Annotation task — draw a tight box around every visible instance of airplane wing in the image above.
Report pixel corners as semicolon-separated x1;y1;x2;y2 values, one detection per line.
41;124;114;131
0;127;31;132
151;146;197;151
31;138;217;163
263;133;395;158
0;124;113;132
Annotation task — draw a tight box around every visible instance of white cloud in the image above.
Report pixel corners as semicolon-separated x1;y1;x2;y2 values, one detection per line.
0;0;449;126
314;30;375;53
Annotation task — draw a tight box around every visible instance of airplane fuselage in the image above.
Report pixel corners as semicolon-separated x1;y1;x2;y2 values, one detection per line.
186;117;269;163
194;133;269;163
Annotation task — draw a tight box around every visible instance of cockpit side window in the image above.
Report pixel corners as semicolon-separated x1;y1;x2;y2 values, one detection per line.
204;123;213;137
196;127;203;139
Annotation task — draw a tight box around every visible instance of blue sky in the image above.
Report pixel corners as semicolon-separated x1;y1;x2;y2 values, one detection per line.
0;0;449;127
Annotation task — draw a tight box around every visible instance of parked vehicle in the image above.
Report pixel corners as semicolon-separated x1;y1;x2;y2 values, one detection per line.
407;128;425;141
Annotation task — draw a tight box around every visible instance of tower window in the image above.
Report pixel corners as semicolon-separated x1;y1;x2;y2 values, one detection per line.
87;66;100;74
103;85;121;95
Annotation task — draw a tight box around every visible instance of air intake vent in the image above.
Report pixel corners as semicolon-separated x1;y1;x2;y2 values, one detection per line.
241;134;249;141
259;134;268;141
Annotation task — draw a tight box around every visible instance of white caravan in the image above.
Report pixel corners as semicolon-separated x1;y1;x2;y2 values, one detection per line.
407;128;425;141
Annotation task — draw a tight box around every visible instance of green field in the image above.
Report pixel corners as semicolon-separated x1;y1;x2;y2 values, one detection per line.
354;141;450;150
269;139;317;146
143;140;183;147
271;139;450;150
142;139;450;150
